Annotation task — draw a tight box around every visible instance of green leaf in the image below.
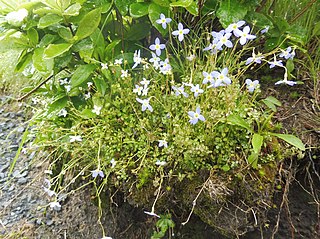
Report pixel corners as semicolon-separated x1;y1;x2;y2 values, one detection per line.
151;0;170;7
93;77;108;96
114;0;135;15
286;59;294;74
170;0;193;8
47;96;68;115
70;64;97;88
286;25;308;45
248;152;258;169
63;3;81;16
186;1;199;16
125;22;151;40
27;28;39;46
130;2;150;18
252;133;264;154
216;0;248;28
270;133;305;151
245;12;273;28
312;21;320;37
32;47;54;76
104;39;121;60
261;96;281;112
44;43;73;59
38;34;58;48
38;14;63;29
226;114;251;131
75;8;101;41
81;108;97;119
58;27;73;42
15;51;32;73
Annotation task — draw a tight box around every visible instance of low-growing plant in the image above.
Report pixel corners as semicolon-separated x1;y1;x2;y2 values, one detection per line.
0;0;307;238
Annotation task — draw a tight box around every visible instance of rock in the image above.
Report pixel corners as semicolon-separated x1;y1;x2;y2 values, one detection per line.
17;177;28;184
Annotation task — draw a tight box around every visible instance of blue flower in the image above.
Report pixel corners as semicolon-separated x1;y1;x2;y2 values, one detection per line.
172;23;190;42
91;169;104;178
234;26;256;45
245;79;260;93
158;139;168;148
149;37;165;56
155;13;172;29
149;52;161;69
172;85;188;97
245;50;264;65
216;32;233;48
225;21;246;36
275;79;297;86
136;98;153;112
268;55;283;68
210;68;231;87
279;47;295;60
190;84;204;97
188;106;205;125
202;71;215;84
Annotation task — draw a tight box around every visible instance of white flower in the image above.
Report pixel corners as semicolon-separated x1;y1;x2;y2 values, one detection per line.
132;50;142;69
133;85;143;95
261;26;269;34
245;79;260;93
57;108;67;117
101;63;108;70
144;210;160;218
110;158;116;168
5;8;28;27
140;78;150;87
114;58;123;65
121;70;129;78
136;98;153;112
158;140;168;148
186;54;196;61
87;82;93;88
172;23;190;42
149;52;161;69
49;201;61;210
92;105;102;115
84;92;91;100
65;85;71;92
59;78;69;85
101;237;113;239
156;13;172;29
70;135;82;142
155;160;167;166
275;79;297;86
190;84;204;97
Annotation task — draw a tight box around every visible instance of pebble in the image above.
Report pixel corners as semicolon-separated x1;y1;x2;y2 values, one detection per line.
17;177;28;184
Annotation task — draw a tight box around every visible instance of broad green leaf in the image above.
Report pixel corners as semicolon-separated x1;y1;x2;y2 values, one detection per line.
248;152;258;169
81;108;97;119
151;0;170;7
27;28;38;46
38;14;63;29
261;96;282;112
33;47;54;75
186;1;198;16
58;27;73;42
170;0;193;8
226;114;251;131
114;0;135;15
286;59;294;74
70;64;97;88
216;0;247;28
130;2;150;18
57;0;71;11
286;25;308;45
15;50;32;72
105;39;121;60
245;12;273;28
63;3;81;16
270;133;305;151
38;34;58;48
93;77;108;96
44;43;73;59
75;8;101;41
252;133;264;154
47;96;68;115
125;22;151;40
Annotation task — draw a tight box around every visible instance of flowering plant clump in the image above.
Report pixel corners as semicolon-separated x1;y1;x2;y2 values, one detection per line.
0;0;306;237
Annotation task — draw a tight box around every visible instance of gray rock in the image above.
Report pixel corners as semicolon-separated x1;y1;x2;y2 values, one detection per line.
17;177;28;184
